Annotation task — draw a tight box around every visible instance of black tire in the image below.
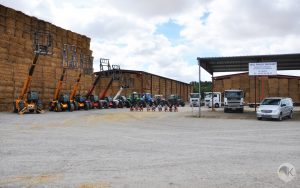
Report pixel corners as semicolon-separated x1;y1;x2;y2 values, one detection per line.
97;101;101;109
240;108;244;113
215;103;219;108
49;102;54;111
13;102;18;113
257;117;262;120
84;102;89;110
68;102;74;112
55;103;62;112
288;111;293;119
118;102;123;108
36;100;43;113
74;101;79;110
277;112;283;121
18;100;25;113
88;102;92;110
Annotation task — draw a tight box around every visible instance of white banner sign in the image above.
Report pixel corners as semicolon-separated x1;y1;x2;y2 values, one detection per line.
249;62;277;76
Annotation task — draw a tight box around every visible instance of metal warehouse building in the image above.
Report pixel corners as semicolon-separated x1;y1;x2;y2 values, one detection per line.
94;69;193;102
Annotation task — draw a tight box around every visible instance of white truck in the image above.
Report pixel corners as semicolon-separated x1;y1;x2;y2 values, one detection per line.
189;93;200;107
204;92;222;108
224;89;244;113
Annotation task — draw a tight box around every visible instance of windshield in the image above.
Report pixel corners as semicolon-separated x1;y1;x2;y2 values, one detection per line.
225;91;242;98
190;94;200;98
205;93;211;98
261;99;281;105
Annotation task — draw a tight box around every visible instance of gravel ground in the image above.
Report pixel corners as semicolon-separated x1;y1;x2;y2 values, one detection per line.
0;107;299;188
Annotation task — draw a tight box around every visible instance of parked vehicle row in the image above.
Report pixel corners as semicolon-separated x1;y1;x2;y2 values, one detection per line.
189;90;295;121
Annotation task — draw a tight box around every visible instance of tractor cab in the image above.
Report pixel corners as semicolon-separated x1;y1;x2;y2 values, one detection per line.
75;94;86;103
59;94;70;103
27;91;39;103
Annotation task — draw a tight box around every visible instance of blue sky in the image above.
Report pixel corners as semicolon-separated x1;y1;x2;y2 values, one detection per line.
155;20;183;44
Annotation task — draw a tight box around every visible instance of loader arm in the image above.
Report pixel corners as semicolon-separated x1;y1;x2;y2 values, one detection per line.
113;87;124;101
70;73;82;100
86;73;101;98
99;77;113;99
53;68;66;100
19;53;40;100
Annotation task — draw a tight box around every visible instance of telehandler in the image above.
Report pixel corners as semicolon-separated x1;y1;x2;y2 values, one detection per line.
70;73;91;110
49;68;74;112
13;32;52;115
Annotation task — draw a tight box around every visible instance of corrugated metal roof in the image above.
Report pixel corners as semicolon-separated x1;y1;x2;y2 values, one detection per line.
197;53;300;74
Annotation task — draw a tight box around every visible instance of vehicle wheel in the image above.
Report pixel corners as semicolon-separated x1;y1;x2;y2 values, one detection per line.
277;113;283;121
13;102;18;113
69;103;74;112
36;100;43;113
97;101;101;109
240;108;244;113
118;102;123;108
84;102;89;110
49;102;54;111
88;102;92;109
257;117;262;120
18;100;25;113
288;111;293;119
74;101;78;110
215;103;219;108
55;103;62;112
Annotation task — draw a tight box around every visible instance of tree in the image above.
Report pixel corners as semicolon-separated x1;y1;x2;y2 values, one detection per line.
190;81;212;99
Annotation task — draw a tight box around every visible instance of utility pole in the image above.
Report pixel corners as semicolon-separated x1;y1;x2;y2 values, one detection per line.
198;58;201;118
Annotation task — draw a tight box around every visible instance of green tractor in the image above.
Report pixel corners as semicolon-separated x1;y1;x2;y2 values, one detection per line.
127;92;145;107
168;94;185;107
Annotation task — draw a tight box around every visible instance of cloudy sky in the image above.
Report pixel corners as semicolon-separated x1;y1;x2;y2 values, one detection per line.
1;0;300;82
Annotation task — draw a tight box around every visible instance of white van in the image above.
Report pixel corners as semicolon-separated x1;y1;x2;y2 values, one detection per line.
256;97;293;121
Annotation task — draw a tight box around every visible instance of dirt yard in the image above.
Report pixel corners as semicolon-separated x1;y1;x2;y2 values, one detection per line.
0;107;299;187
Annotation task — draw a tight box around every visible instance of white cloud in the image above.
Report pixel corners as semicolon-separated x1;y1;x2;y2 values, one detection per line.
1;0;300;82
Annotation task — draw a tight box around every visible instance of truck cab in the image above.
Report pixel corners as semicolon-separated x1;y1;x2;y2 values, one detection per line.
189;93;200;107
224;89;244;113
204;92;222;108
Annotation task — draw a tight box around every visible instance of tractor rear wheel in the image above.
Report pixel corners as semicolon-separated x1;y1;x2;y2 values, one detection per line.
13;102;18;113
68;103;74;112
84;102;89;110
18;101;25;113
97;101;101;109
55;103;62;112
74;101;78;110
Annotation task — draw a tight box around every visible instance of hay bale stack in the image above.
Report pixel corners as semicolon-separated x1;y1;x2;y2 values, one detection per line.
0;4;93;111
